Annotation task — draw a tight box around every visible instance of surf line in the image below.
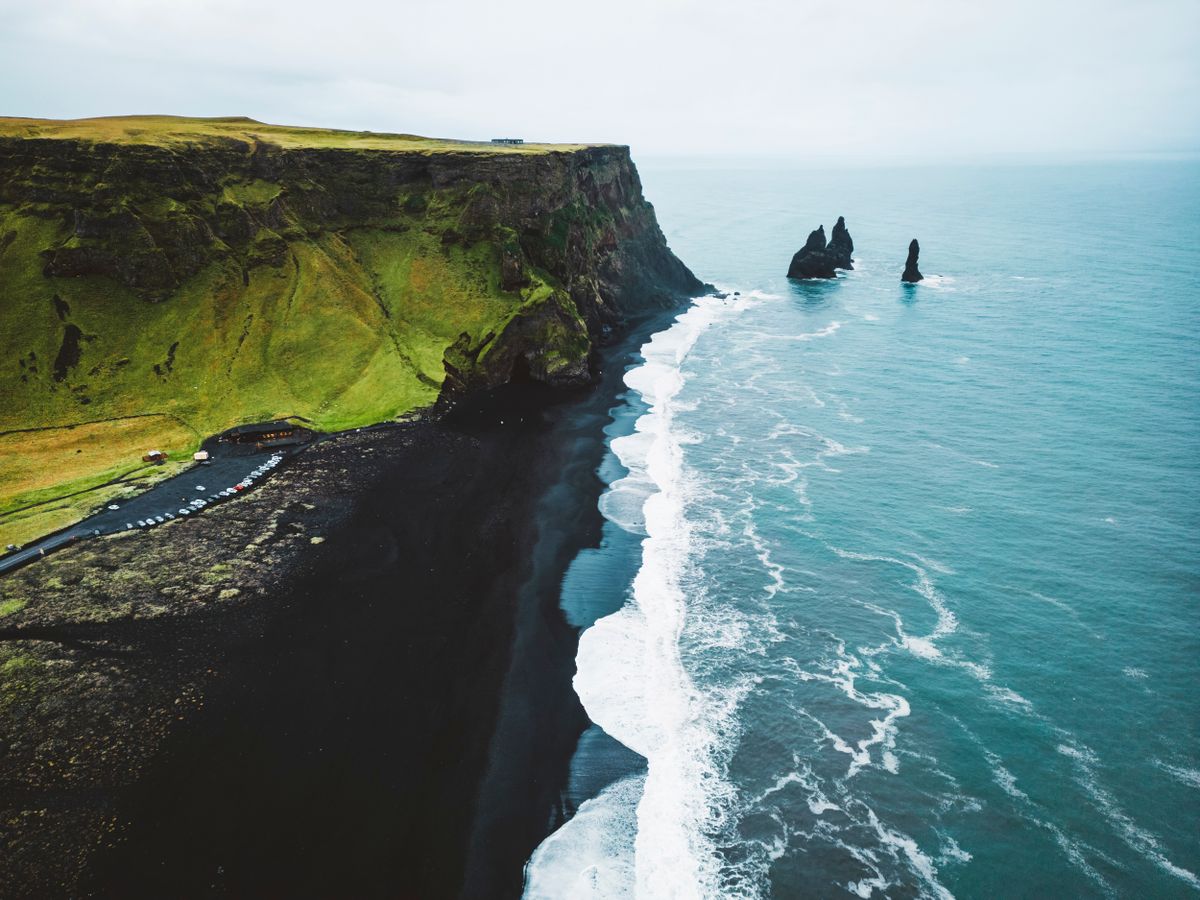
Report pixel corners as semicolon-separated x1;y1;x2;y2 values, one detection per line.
525;292;759;898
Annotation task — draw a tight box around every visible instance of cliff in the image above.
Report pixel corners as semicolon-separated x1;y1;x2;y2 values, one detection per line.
0;116;704;544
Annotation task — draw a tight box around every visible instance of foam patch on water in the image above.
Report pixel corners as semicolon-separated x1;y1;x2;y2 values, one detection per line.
836;549;1051;724
742;320;844;344
917;274;956;291
1153;760;1200;789
784;646;911;779
982;748;1029;801
830;547;959;656
955;722;1116;896
753;755;841;815
1057;741;1200;889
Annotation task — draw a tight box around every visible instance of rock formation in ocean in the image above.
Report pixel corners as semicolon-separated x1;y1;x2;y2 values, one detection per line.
827;216;854;270
902;239;923;283
786;217;854;279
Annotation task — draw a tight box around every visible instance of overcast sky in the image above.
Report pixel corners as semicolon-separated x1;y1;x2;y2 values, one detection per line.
2;0;1197;159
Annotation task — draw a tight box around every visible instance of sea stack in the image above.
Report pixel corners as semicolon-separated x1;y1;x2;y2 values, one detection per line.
787;217;854;279
902;239;923;283
827;216;854;270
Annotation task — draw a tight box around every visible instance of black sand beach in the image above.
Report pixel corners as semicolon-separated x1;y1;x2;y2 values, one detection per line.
0;314;666;898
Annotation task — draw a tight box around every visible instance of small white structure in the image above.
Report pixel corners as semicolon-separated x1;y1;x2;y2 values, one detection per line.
194;450;210;461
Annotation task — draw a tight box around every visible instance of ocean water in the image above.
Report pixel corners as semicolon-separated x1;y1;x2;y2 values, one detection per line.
525;160;1200;898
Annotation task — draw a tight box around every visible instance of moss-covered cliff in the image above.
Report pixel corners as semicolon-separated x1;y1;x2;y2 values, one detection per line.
0;116;703;543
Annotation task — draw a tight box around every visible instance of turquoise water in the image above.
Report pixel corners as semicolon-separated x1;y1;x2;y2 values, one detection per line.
528;160;1200;898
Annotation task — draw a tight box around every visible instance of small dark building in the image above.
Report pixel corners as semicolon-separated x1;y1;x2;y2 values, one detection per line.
219;420;314;451
221;420;297;444
491;138;524;144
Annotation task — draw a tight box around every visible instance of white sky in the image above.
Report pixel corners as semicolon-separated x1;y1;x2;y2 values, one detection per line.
1;0;1197;159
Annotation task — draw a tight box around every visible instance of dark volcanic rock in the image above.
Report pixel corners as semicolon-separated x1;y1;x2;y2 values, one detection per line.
787;218;854;279
902;239;923;283
787;226;835;279
828;216;854;270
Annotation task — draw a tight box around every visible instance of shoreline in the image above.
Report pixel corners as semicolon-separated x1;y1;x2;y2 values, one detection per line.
457;314;671;897
0;310;676;897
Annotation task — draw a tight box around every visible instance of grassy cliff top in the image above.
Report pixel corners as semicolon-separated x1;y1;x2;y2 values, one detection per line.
0;115;600;154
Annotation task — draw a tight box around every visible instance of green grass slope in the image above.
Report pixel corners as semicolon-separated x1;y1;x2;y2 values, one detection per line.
0;114;590;153
0;116;699;546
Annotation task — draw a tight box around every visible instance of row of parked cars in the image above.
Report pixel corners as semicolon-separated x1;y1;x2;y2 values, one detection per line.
125;454;284;530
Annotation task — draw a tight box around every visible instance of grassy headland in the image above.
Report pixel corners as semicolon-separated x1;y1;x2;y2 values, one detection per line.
0;115;590;153
0;116;700;546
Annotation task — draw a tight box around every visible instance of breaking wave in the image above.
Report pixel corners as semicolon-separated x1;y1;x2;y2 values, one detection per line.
525;294;760;898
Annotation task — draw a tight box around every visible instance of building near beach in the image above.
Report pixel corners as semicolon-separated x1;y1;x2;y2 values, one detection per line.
222;421;297;444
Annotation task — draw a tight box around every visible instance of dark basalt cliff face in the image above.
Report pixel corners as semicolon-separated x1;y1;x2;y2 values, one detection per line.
0;135;704;433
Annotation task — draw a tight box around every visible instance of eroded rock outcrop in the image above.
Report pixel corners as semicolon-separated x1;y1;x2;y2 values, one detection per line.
787;217;854;279
902;239;923;283
828;216;854;270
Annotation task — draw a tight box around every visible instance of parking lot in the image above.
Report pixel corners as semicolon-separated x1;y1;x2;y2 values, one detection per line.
1;446;294;575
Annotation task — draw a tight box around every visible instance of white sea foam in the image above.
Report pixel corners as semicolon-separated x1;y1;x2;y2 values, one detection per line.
918;274;956;291
863;808;955;900
524;774;644;899
1154;760;1200;789
985;685;1034;711
1058;741;1200;889
795;320;842;341
955;722;1116;896
936;834;973;865
754;756;840;815
785;645;911;779
743;517;786;600
744;320;843;343
527;293;759;899
831;548;959;657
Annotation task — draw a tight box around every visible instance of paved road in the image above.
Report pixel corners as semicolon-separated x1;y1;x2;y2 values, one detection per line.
1;443;298;577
